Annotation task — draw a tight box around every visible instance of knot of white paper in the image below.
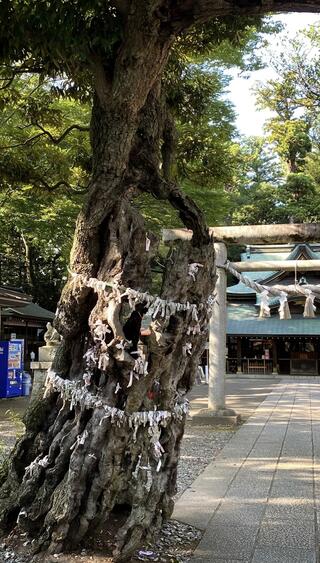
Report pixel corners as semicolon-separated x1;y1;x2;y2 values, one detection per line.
304;290;316;318
70;429;89;451
279;291;291;320
38;455;50;468
182;342;192;356
188;262;204;281
83;373;92;386
149;426;165;472
259;290;271;318
93;319;111;342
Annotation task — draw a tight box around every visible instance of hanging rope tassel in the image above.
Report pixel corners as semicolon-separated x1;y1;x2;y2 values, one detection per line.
279;292;291;320
304;290;316;318
259;290;271;318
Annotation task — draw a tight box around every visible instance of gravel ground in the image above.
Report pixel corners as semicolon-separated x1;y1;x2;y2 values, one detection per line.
0;412;235;563
175;423;235;499
0;407;25;465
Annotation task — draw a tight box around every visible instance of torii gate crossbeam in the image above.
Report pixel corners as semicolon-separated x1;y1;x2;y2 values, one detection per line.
163;222;320;245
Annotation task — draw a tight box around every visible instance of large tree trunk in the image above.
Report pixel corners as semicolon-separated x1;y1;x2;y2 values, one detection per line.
0;6;215;560
0;199;214;561
0;181;215;562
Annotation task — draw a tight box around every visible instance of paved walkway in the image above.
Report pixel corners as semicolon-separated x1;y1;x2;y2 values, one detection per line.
189;378;278;420
174;379;320;562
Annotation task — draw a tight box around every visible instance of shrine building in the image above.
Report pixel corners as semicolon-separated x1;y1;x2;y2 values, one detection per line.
0;286;54;366
227;243;320;376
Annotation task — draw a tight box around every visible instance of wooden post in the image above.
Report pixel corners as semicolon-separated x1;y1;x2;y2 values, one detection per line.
272;339;278;375
237;338;242;374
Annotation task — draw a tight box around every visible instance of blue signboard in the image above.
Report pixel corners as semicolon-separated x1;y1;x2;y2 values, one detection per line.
0;341;23;398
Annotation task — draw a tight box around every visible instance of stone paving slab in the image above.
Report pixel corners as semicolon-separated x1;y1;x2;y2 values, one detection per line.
264;497;315;521
195;522;260;560
251;547;317;563
173;380;320;562
188;379;279;421
256;517;315;550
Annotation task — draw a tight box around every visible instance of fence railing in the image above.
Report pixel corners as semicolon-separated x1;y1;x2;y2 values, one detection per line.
226;358;273;375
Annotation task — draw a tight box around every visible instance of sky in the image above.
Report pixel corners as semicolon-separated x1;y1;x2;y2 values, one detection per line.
228;13;320;137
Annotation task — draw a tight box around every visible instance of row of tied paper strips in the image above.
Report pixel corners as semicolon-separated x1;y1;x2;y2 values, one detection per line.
44;370;189;473
67;270;213;391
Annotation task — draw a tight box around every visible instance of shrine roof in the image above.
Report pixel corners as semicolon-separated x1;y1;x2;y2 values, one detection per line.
2;302;54;320
227;315;320;336
227;299;320;336
0;286;31;308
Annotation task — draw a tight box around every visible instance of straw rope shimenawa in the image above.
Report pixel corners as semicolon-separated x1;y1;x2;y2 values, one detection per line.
218;261;319;319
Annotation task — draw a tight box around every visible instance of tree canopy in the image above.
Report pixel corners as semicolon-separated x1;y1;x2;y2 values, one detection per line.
0;12;281;304
0;73;90;306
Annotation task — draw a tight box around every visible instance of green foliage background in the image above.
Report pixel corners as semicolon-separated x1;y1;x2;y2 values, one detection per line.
5;14;320;307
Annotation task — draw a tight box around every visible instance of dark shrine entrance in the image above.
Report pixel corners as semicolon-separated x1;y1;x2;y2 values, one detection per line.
277;337;318;375
227;335;320;376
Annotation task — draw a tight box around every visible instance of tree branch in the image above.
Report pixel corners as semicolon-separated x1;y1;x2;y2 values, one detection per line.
33;122;90;144
36;179;72;192
0;63;44;75
126;83;210;244
149;175;210;245
0;123;89;150
169;0;320;30
0;75;15;90
126;144;210;245
0;132;47;150
161;111;176;181
36;179;88;194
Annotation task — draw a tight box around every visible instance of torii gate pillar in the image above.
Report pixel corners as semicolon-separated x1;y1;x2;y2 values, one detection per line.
192;242;238;425
209;243;228;411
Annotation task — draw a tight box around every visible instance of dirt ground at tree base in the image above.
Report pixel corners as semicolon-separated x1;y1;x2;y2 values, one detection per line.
1;513;202;563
